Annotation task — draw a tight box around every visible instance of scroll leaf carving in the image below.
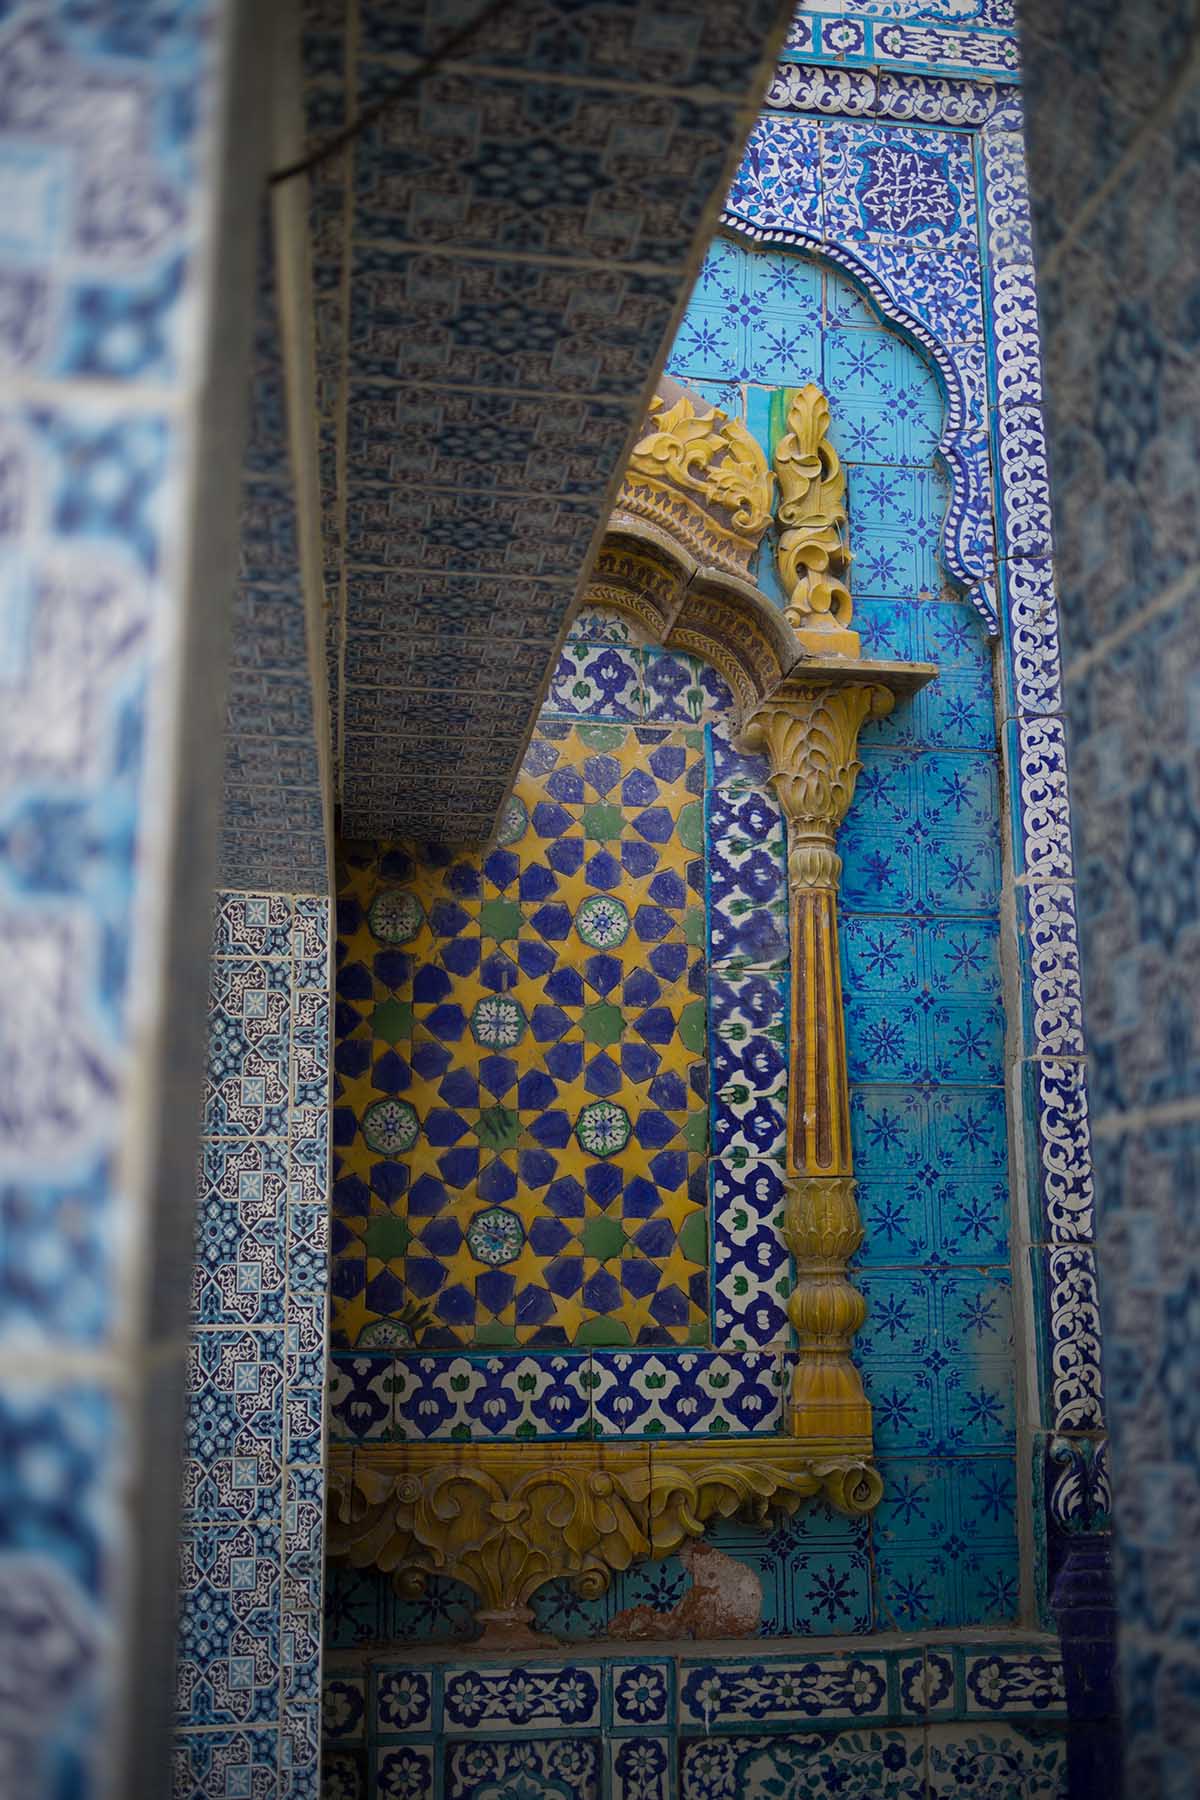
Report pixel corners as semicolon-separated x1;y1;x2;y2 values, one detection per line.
620;385;774;578
328;1441;881;1639
774;384;860;657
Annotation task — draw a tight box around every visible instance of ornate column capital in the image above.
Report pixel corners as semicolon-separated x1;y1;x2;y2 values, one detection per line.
741;675;898;888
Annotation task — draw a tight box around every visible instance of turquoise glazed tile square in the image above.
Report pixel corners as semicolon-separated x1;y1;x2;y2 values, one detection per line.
666;299;742;383
873;1456;1019;1630
824;327;942;464
854;596;920;663
848;465;944;596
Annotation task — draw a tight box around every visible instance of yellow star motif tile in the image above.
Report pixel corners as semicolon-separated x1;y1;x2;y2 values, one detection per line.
330;722;710;1349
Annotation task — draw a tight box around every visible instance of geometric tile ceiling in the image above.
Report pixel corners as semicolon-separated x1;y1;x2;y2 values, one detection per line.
303;0;792;844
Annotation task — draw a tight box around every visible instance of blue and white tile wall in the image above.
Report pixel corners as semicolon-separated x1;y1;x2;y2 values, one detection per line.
176;891;332;1800
1022;0;1200;1789
321;5;1112;1794
0;7;276;1798
321;1643;1069;1799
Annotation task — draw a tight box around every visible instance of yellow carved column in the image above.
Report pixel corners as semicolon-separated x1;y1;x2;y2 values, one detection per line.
742;678;892;1454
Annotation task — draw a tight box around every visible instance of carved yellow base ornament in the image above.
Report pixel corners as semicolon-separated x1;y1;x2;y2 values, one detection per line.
328;1439;883;1640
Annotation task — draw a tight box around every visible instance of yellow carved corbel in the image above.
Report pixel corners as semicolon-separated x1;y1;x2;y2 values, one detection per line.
774;384;859;657
327;1438;882;1644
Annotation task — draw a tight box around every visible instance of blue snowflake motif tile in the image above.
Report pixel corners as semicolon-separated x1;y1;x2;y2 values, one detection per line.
824;328;943;464
847;464;945;597
707;787;788;969
712;1158;791;1348
665;299;742;383
873;1456;1019;1631
547;642;643;720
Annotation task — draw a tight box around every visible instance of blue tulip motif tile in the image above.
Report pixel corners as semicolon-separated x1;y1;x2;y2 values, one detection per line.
711;1157;791;1348
707;786;789;970
710;972;789;1165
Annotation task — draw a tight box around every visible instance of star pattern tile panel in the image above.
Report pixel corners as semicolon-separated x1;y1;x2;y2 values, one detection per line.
332;723;709;1350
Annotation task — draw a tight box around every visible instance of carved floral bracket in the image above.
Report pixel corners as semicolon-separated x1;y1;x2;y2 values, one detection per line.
328;377;936;1636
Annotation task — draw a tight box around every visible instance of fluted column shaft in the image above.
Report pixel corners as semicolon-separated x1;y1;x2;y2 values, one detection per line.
742;679;894;1449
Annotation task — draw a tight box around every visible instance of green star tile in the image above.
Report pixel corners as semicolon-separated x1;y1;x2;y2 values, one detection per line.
363;1214;411;1260
576;1316;633;1346
678;999;707;1053
581;1214;627;1260
475;1106;519;1151
680;1112;708;1152
371;997;412;1045
581;1000;623;1047
480;897;523;939
582;801;624;841
678;1210;708;1263
677;800;705;851
576;723;626;750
